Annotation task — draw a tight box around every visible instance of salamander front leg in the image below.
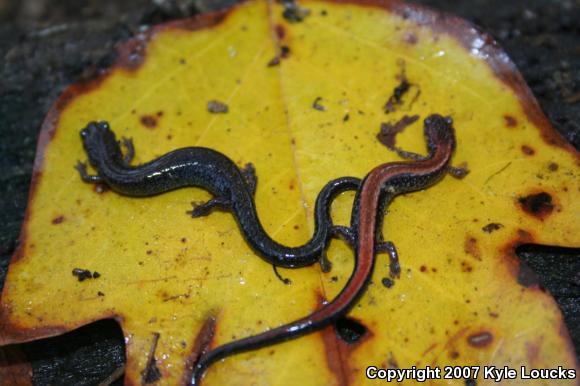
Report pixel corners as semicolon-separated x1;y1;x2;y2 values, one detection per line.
187;196;230;218
75;161;103;183
375;241;400;279
120;137;135;165
393;147;427;161
241;163;257;195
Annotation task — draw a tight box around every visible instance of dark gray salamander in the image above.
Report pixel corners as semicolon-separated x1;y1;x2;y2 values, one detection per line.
76;121;359;268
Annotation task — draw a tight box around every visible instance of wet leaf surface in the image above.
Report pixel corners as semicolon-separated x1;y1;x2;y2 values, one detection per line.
1;1;578;385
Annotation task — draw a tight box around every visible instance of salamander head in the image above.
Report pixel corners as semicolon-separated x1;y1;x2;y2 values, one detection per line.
423;114;456;154
80;121;123;166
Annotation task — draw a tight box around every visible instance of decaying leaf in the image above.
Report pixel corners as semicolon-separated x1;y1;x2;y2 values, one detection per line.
1;0;578;385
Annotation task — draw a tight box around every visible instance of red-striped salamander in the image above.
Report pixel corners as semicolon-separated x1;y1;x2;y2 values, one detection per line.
76;121;360;269
190;114;459;384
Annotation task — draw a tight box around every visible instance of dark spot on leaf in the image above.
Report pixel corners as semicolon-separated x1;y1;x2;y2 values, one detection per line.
140;115;157;128
464;236;482;260
504;115;518;127
207;100;229;114
521;145;535;155
275;24;285;40
267;56;281;67
449;350;460;359
92;272;101;279
384;60;419;113
72;268;93;282
420;265;427;272
312;96;325;111
280;45;290;58
267;45;290;66
97;291;105;297
343;113;350;122
282;1;310;23
482;223;503;233
467;331;493;348
460;261;473;272
381;277;394;288
334;317;367;344
386;352;399;369
384;79;410;113
465;378;477;386
51;215;65;225
518;192;554;219
548;162;559;171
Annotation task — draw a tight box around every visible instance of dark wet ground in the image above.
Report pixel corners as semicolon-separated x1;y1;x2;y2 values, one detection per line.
0;0;578;384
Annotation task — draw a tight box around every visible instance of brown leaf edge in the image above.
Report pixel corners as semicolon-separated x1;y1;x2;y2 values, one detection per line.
0;0;577;372
0;4;238;346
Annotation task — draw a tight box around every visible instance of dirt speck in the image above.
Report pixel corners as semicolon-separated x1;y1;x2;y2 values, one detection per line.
140;115;158;128
207;100;229;114
51;215;65;225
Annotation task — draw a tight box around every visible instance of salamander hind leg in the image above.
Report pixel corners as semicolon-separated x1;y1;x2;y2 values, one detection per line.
120;137;135;165
319;251;332;273
241;163;257;195
319;226;357;272
75;161;103;183
331;225;356;248
375;241;401;279
447;162;470;179
187;196;230;218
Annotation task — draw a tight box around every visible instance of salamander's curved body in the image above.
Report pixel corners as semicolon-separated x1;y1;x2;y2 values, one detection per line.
190;114;458;385
77;121;359;268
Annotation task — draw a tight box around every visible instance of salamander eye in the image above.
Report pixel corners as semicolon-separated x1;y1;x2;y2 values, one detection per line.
444;116;453;125
97;121;110;131
80;129;89;138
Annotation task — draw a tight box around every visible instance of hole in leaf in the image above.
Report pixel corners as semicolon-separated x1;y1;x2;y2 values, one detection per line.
334;317;367;344
22;318;126;386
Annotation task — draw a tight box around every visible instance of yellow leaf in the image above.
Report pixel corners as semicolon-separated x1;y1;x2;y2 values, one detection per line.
1;1;578;385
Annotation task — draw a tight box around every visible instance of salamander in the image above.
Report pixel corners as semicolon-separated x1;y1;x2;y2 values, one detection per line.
190;114;459;384
76;121;360;268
